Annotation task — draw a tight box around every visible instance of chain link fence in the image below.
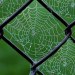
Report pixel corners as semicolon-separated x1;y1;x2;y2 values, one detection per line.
0;0;75;75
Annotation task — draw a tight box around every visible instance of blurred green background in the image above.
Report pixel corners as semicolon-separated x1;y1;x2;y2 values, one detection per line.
0;40;30;75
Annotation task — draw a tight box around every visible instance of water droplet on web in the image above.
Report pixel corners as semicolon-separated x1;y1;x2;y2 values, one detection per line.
71;2;75;8
30;45;31;48
63;62;67;67
32;29;36;36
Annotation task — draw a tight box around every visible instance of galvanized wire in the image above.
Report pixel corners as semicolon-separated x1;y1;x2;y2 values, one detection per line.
0;0;75;75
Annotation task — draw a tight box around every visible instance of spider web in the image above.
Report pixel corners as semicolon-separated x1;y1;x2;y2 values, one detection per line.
43;0;75;39
40;0;75;75
43;0;75;23
0;0;75;75
40;39;75;75
0;0;27;22
0;0;65;61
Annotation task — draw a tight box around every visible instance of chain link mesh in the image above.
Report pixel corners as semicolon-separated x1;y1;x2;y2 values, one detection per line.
0;0;75;75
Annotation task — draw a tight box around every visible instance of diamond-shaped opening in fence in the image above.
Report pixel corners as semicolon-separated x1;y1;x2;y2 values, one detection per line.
0;0;67;74
43;0;75;23
0;0;28;24
40;39;75;75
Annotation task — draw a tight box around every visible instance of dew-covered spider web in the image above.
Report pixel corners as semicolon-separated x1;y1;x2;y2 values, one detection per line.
43;0;75;23
0;0;27;22
40;39;75;75
0;0;75;75
43;0;75;40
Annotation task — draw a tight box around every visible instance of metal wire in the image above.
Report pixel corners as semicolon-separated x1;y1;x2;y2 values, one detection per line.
0;0;33;29
0;0;75;75
37;0;75;43
31;32;71;69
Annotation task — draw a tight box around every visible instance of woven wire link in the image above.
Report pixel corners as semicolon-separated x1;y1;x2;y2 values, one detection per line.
0;0;75;75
